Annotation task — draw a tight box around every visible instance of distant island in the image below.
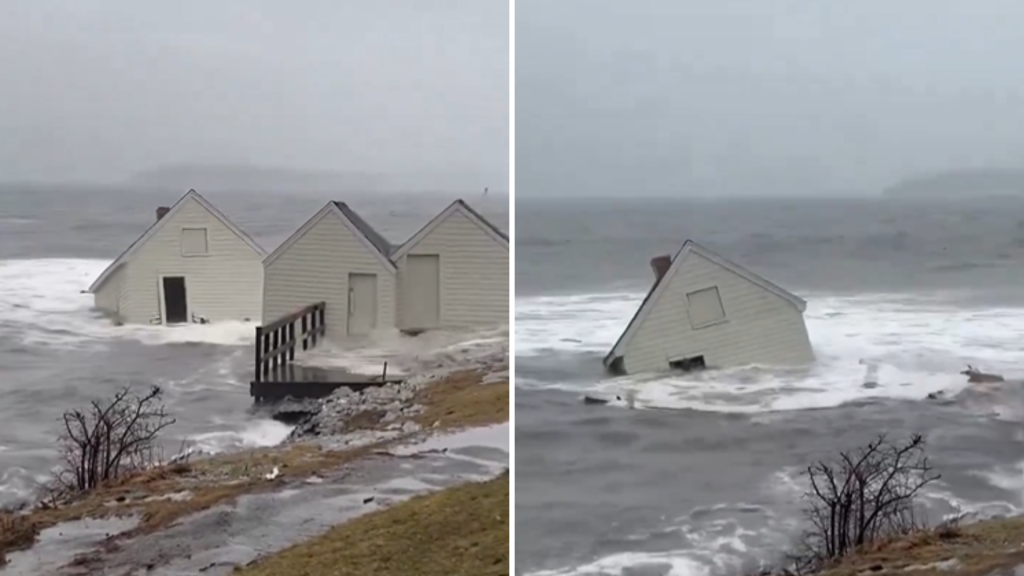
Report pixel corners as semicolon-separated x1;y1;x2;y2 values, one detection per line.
883;168;1024;198
126;163;383;193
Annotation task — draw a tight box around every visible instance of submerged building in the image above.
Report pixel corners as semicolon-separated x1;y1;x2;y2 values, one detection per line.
603;240;815;375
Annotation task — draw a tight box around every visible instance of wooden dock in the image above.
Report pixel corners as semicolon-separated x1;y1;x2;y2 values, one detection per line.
250;302;404;402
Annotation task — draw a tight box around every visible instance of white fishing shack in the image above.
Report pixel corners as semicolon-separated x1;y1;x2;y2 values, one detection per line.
88;189;266;325
392;199;509;332
603;240;814;375
261;201;397;341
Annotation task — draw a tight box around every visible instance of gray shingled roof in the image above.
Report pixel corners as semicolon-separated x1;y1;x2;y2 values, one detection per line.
333;202;393;257
455;199;508;242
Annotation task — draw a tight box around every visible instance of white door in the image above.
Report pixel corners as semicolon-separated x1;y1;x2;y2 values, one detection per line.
347;273;378;336
403;254;440;329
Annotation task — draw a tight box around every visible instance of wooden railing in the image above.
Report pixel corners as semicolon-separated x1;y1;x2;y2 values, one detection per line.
253;302;326;383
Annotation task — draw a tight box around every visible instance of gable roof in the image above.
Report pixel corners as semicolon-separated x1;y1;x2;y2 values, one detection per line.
603;240;807;367
390;199;508;261
88;189;266;293
332;201;393;257
263;201;397;273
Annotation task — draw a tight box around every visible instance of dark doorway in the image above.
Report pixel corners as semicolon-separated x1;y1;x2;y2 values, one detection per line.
669;355;706;373
162;276;188;324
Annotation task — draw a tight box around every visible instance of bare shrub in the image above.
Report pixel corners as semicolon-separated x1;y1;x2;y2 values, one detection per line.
51;385;176;497
788;433;940;573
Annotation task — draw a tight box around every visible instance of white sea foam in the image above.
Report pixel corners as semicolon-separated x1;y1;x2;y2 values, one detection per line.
525;516;775;576
0;258;256;349
516;291;1024;413
924;483;1023;519
526;552;710;576
300;324;509;375
769;464;1024;526
129;321;256;347
190;419;295;454
516;292;644;357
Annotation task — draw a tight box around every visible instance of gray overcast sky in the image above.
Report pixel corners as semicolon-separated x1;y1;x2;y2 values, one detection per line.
0;1;508;185
516;0;1024;197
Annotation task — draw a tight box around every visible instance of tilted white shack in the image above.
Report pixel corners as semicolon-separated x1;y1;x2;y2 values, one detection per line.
88;189;266;325
261;201;397;341
603;240;814;375
392;199;509;332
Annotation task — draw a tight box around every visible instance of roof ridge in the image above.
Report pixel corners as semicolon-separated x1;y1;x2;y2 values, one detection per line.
332;201;394;257
454;198;508;242
682;240;805;309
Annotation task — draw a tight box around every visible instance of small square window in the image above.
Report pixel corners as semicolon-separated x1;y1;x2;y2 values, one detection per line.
686;286;726;328
181;228;209;256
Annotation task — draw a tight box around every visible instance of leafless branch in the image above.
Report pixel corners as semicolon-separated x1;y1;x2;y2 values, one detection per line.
787;433;940;572
49;385;175;498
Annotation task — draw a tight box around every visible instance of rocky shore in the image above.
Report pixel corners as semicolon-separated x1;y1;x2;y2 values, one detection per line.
266;337;509;446
268;381;426;440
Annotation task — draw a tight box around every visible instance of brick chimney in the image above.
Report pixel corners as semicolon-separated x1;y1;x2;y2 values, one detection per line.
156;206;171;221
650;255;672;283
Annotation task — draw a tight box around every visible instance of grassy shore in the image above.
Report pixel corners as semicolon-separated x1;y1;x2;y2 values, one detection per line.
0;367;509;571
239;471;509;576
781;518;1024;576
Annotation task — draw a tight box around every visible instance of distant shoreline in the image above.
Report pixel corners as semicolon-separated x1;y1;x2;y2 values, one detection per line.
882;168;1024;197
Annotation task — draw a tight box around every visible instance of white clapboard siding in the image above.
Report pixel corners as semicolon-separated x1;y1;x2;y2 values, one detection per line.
605;240;814;375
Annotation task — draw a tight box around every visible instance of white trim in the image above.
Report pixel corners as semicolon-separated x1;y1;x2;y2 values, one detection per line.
180;227;210;257
604;240;807;367
262;202;398;273
88;189;265;293
390;199;508;261
157;273;189;325
685;286;727;329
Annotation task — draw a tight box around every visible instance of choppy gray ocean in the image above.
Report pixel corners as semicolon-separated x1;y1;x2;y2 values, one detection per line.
0;186;508;508
515;196;1024;576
